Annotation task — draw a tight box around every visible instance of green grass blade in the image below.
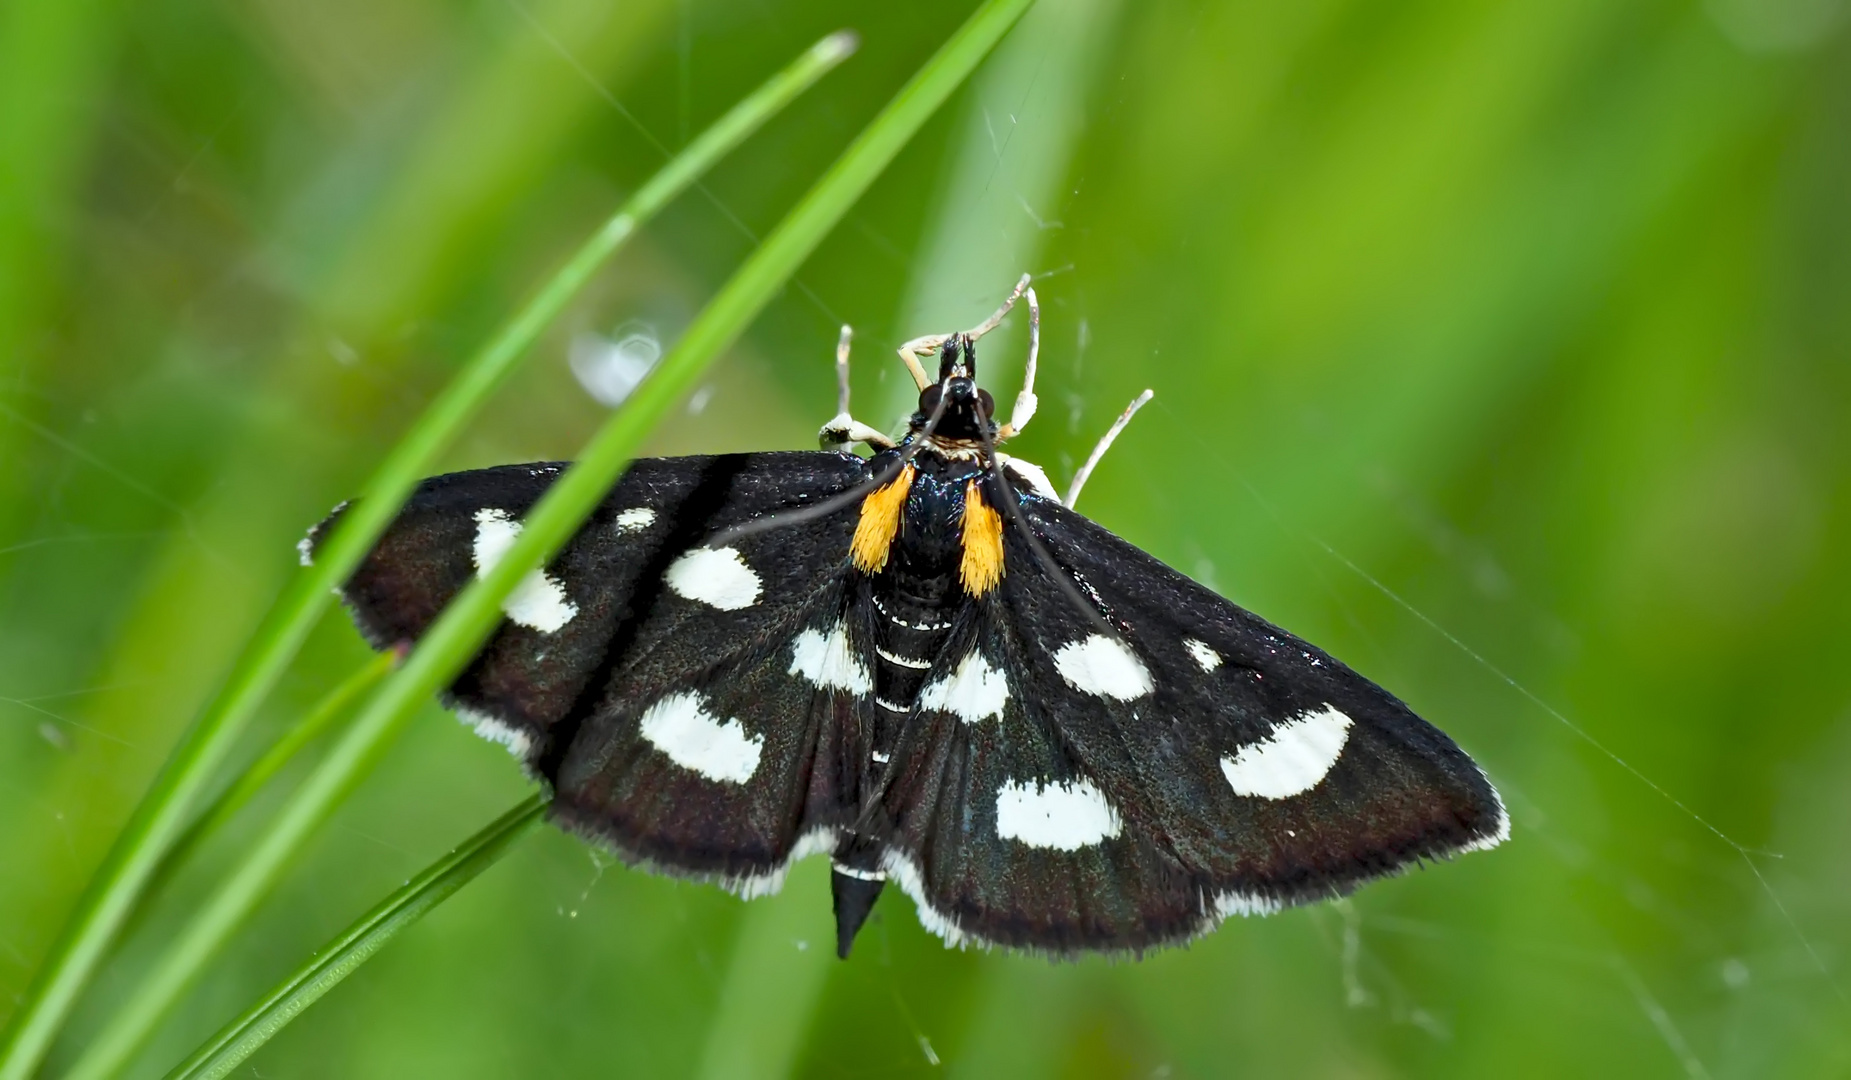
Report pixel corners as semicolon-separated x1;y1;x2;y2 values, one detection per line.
160;796;548;1080
69;4;1029;1074
0;34;853;1080
154;653;400;893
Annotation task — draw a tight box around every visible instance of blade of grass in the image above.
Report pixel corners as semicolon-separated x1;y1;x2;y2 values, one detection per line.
74;3;1031;1074
150;652;400;899
161;796;548;1080
0;34;853;1080
116;656;396;947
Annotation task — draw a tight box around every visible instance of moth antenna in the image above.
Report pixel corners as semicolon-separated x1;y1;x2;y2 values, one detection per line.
976;419;1118;641
716;381;954;547
996;285;1039;439
1064;389;1153;509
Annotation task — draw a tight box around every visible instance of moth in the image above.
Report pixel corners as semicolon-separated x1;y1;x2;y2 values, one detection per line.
306;276;1506;958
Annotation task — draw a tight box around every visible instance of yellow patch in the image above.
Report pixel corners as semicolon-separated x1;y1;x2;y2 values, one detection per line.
851;465;914;573
960;479;1005;596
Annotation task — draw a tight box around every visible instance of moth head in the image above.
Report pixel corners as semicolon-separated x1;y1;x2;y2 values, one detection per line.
915;333;996;443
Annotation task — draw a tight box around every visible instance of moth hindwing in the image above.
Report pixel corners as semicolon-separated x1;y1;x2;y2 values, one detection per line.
310;284;1505;958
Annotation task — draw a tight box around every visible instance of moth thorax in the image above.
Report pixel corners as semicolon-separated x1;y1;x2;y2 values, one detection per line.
851;465;914;573
959;479;1004;596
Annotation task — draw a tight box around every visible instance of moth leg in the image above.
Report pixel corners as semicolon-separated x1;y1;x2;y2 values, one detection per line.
1064;388;1154;509
835;322;852;416
896;273;1034;393
995;284;1040;440
895;333;941;392
964;272;1033;340
819;324;897;452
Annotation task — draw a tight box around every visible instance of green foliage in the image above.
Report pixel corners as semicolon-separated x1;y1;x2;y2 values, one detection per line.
2;0;1848;1077
1;27;858;1078
164;797;548;1080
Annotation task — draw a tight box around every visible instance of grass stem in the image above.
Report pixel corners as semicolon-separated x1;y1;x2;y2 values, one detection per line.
160;797;548;1080
150;653;399;900
0;34;853;1080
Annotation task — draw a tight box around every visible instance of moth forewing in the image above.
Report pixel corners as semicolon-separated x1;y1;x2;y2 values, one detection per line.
314;278;1504;961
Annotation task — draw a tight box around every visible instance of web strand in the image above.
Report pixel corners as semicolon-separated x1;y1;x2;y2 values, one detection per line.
505;0;850;334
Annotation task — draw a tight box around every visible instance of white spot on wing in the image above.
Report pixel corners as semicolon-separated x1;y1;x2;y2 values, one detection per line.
919;650;1010;724
1185;638;1221;672
472;508;521;562
789;620;871;693
1220;705;1353;798
666;545;761;610
614;507;656;533
1052;634;1152;700
472;508;579;633
638;690;763;784
994;777;1123;850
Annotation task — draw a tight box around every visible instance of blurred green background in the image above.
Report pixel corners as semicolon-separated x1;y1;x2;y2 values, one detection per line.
4;0;1849;1076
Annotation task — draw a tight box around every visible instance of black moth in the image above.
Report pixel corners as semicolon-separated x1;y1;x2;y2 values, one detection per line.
306;277;1505;958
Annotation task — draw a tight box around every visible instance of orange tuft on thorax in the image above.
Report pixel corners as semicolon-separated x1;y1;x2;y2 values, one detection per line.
851;465;915;573
959;479;1005;596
